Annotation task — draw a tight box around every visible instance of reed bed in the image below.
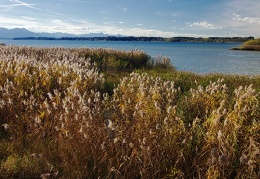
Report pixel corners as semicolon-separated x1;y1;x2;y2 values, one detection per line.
231;38;260;51
0;45;259;178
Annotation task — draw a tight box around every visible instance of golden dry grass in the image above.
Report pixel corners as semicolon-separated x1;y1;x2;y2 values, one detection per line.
0;46;259;178
231;38;260;51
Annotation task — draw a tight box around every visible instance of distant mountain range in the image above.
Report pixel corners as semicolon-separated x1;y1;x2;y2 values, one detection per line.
0;27;254;43
0;27;114;39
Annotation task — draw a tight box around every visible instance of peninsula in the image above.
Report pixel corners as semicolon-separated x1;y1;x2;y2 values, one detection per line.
231;38;260;51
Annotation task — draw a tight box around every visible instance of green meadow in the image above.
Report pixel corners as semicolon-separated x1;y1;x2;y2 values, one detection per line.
0;45;259;178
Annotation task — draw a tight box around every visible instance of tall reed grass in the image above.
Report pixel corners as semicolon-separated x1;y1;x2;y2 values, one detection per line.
0;45;259;178
231;38;260;51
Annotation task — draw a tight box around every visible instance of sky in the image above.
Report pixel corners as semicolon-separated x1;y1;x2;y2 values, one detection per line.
0;0;260;37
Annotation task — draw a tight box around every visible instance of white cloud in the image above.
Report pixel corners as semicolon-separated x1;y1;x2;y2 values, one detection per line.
156;11;180;17
0;15;37;26
20;16;36;20
115;6;127;12
59;0;91;3
186;21;221;30
227;0;260;17
9;0;39;10
0;13;216;37
232;13;260;24
216;0;260;36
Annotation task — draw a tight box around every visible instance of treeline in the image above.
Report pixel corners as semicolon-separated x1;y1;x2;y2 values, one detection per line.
13;36;254;42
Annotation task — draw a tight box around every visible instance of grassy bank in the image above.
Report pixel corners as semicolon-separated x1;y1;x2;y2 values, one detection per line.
0;46;259;178
231;38;260;51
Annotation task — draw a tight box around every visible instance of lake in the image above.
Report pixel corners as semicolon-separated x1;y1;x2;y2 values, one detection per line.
1;39;260;75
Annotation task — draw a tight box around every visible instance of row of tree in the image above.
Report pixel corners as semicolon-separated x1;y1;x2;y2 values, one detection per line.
13;36;254;42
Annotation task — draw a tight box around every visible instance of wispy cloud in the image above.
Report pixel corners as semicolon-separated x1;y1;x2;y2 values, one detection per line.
227;0;260;17
59;0;91;3
186;21;222;30
232;13;260;24
9;0;40;10
1;0;259;37
115;6;127;12
0;16;37;27
0;13;215;37
20;16;36;21
155;11;180;17
217;0;260;36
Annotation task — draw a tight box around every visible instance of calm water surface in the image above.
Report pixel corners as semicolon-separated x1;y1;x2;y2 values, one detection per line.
1;39;260;75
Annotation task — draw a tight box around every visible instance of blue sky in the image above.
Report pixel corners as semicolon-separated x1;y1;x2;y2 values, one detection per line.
0;0;260;37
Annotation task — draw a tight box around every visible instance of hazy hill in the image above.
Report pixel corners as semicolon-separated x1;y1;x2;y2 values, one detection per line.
0;27;111;39
0;28;37;38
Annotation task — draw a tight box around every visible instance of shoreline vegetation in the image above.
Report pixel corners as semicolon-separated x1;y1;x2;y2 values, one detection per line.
0;45;259;178
231;38;260;51
12;36;254;43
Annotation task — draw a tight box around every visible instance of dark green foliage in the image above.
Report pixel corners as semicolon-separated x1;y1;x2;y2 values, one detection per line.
80;48;151;72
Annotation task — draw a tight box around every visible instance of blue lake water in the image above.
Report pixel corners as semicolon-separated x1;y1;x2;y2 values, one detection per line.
1;39;260;75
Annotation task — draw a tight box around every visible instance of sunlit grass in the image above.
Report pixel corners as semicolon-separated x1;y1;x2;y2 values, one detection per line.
0;45;259;178
231;38;260;51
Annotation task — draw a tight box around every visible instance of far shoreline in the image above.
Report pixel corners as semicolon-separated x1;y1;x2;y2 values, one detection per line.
9;36;253;43
230;46;260;52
